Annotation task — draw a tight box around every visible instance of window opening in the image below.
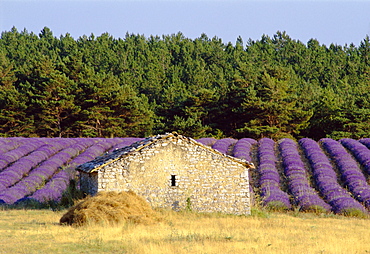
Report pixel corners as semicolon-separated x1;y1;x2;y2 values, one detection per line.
171;175;177;187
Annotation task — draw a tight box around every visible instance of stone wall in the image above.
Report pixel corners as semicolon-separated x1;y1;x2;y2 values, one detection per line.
79;172;98;196
79;136;251;215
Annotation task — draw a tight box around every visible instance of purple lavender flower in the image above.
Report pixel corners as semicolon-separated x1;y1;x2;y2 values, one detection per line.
232;138;255;162
321;138;370;210
278;138;331;212
108;138;143;152
12;138;122;204
0;139;83;204
300;138;367;215
359;138;370;149
212;138;237;155
0;139;22;155
0;140;77;192
341;138;370;175
27;170;70;203
257;138;291;210
196;138;218;147
0;140;46;170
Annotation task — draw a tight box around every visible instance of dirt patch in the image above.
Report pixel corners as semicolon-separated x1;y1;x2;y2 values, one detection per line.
59;191;161;226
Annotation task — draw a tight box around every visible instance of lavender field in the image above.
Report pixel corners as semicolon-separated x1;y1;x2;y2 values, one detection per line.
1;136;370;216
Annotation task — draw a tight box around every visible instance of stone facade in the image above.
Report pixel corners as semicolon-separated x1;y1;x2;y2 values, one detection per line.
77;133;253;215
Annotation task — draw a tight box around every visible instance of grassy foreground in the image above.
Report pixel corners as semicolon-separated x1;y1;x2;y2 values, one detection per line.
1;208;370;254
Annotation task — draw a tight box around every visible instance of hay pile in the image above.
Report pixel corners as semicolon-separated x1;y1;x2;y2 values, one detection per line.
59;191;161;226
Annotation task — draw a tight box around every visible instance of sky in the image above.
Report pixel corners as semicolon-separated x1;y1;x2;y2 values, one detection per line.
1;0;370;46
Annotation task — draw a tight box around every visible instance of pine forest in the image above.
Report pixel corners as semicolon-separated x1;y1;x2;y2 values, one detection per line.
1;27;370;140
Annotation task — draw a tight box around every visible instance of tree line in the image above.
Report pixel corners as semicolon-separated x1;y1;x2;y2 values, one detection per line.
1;27;369;140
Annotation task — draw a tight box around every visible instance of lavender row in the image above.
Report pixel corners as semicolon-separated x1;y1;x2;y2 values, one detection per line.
0;138;23;154
299;138;366;214
0;138;106;204
108;138;143;153
320;138;370;211
257;138;291;209
0;137;58;158
23;140;99;203
279;138;331;212
0;139;78;191
300;138;367;214
0;142;87;204
24;170;71;204
212;138;237;155
232;138;255;162
0;139;46;170
359;138;370;149
196;137;218;147
340;138;370;175
23;138;123;203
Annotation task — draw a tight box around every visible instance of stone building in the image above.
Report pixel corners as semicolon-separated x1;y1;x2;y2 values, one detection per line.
76;133;254;215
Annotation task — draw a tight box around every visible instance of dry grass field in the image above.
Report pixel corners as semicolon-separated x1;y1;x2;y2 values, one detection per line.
1;207;370;254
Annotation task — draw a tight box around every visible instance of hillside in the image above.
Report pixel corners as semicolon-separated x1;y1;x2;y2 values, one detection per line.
1;136;370;216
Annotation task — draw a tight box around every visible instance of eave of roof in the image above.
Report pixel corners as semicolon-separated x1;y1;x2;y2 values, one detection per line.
76;132;255;174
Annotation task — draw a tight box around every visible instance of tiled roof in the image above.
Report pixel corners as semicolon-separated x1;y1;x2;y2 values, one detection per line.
76;132;254;173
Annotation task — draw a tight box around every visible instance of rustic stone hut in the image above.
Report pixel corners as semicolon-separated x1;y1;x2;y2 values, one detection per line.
76;133;254;215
